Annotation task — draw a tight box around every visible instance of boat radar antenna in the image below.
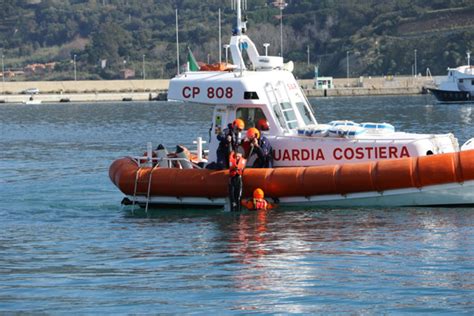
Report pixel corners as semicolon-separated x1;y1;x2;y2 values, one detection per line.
231;0;248;35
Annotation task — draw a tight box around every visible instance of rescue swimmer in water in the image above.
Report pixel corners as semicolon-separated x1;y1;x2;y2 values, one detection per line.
241;188;277;211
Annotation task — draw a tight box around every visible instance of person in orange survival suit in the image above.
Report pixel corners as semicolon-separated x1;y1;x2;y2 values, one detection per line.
241;188;277;211
240;127;273;168
228;151;247;212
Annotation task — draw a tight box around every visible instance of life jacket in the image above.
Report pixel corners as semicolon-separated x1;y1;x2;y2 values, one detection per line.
229;152;246;177
252;198;268;211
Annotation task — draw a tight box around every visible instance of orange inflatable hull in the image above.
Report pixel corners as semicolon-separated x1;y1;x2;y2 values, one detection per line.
109;150;474;199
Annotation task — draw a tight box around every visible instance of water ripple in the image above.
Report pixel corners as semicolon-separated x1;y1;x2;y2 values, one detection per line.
0;99;473;313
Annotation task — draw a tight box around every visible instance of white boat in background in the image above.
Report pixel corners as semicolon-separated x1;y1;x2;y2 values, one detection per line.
110;0;474;208
23;97;42;105
428;52;474;103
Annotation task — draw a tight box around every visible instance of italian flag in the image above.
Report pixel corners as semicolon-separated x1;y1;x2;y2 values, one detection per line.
187;47;200;71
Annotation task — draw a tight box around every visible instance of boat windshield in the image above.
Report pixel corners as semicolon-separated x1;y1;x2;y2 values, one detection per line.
280;101;299;129
236;107;267;128
265;81;309;131
296;102;315;126
273;103;287;129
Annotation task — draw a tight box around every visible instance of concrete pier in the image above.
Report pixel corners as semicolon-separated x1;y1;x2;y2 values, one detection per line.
0;76;435;103
299;76;435;97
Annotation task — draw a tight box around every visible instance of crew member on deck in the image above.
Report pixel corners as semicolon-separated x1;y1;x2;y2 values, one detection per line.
216;119;245;169
242;188;277;211
256;118;270;131
241;127;273;168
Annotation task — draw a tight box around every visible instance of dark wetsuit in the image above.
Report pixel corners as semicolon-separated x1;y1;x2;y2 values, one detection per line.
216;124;240;169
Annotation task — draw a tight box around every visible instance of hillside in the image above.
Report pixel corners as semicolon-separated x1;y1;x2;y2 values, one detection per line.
0;0;473;80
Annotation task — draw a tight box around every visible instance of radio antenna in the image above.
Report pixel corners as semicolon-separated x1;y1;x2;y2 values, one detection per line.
231;0;247;11
231;0;247;35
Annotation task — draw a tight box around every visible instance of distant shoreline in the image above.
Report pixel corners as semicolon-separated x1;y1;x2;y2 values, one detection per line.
0;76;435;103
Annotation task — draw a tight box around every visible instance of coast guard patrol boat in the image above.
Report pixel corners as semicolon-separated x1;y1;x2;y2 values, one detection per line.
110;0;474;208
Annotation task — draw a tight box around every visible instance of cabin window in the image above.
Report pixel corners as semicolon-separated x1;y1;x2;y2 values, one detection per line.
279;101;299;129
272;104;286;129
283;109;297;121
236;107;267;129
459;79;464;83
244;91;259;100
471;79;474;85
280;101;292;110
296;102;315;125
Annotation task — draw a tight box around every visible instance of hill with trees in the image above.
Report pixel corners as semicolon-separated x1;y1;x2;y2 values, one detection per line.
1;0;473;80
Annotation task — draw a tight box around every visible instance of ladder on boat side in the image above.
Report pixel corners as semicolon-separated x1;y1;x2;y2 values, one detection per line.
131;164;156;214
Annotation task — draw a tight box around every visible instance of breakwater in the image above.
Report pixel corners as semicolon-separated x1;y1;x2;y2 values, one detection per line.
0;76;436;103
299;76;435;97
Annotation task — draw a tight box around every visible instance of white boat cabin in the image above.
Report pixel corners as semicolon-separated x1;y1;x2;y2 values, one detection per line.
439;66;474;93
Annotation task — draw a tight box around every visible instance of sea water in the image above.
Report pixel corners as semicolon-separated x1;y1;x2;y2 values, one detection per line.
1;96;473;313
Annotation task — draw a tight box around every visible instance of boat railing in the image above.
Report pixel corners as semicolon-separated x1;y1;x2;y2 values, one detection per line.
129;156;203;169
274;133;454;143
129;138;207;169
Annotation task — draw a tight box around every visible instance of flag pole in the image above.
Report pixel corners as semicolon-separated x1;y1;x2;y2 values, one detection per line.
176;9;180;75
219;8;222;63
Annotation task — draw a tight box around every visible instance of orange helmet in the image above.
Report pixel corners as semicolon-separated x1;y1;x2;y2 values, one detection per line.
232;118;245;130
253;188;264;199
246;127;260;139
256;119;269;131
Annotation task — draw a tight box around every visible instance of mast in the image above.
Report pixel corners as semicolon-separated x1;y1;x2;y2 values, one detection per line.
233;0;247;35
273;1;288;58
236;0;242;35
176;9;180;75
218;8;222;63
